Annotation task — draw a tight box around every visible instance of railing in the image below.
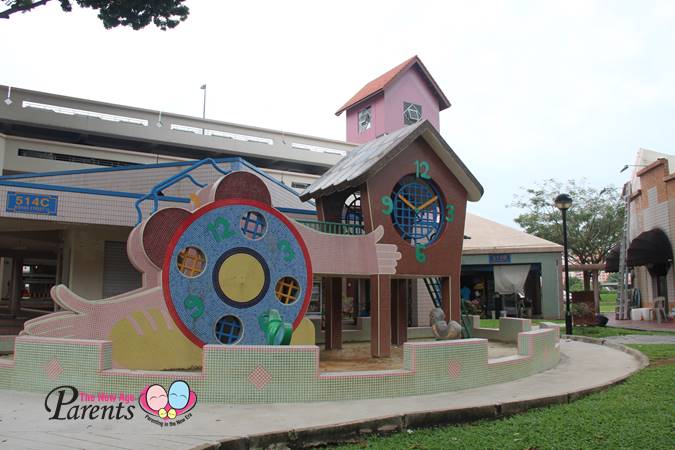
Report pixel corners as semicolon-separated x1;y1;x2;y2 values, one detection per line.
296;220;364;235
134;158;231;225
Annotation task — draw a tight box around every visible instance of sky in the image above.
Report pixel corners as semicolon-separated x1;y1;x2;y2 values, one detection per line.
2;0;675;227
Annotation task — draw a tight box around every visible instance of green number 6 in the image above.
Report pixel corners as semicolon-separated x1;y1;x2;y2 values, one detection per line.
415;243;427;263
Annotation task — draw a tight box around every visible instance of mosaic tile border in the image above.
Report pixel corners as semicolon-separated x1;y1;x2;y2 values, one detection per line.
0;318;560;404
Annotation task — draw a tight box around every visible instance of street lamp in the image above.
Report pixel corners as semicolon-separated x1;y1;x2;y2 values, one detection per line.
200;84;207;119
555;193;573;335
4;86;12;106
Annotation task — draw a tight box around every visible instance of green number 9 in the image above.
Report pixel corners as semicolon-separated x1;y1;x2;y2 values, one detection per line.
184;294;204;319
381;196;394;215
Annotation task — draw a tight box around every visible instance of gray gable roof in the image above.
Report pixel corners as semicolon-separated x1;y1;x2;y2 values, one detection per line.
299;120;483;202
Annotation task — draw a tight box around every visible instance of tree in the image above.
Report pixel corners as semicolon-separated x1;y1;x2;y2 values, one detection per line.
511;179;624;289
1;0;189;30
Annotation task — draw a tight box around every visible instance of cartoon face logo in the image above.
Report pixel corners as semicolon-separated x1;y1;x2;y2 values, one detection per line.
139;380;197;420
168;380;190;410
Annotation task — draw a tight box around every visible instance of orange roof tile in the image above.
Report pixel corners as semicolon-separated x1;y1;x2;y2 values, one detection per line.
335;56;451;116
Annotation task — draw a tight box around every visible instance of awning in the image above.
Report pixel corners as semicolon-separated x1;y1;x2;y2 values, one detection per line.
627;228;673;268
604;243;620;273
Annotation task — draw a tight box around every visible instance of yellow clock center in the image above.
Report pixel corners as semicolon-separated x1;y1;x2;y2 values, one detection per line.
217;252;266;303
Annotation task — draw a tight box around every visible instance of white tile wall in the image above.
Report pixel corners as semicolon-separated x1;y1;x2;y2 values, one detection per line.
0;186;162;227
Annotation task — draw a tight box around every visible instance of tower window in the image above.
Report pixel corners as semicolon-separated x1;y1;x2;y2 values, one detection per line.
358;107;372;133
403;102;422;125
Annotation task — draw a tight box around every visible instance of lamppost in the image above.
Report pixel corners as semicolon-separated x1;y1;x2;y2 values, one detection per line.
200;84;207;119
555;193;573;335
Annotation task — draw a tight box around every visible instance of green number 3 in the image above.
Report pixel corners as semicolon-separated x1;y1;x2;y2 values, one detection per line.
381;196;394;215
446;204;455;223
277;239;295;262
207;217;235;242
415;243;427;263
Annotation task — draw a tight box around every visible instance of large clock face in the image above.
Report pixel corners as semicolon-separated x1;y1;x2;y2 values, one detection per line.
380;160;456;262
162;199;312;347
390;175;443;245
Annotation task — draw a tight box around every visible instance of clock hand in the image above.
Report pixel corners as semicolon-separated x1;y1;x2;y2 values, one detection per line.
397;194;418;212
417;196;438;213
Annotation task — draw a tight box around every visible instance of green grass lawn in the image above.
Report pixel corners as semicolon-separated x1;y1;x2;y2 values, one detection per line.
473;319;675;338
600;292;617;313
333;344;675;450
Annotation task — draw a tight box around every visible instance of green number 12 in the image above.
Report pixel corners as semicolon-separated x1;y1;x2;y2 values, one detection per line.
415;160;431;179
207;217;235;242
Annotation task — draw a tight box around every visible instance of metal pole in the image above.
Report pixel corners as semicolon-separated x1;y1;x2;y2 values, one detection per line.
562;209;573;335
202;85;206;119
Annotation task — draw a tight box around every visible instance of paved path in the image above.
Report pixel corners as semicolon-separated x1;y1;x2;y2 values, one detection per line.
0;340;643;450
606;316;675;332
604;334;675;345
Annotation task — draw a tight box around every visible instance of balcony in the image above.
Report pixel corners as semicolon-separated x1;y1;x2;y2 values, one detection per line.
296;220;364;235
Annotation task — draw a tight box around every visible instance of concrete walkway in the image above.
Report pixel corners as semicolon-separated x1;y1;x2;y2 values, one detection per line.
606;316;675;332
604;334;675;345
0;339;644;450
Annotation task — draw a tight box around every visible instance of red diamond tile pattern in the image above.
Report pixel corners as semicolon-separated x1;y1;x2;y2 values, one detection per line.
447;359;462;378
45;359;63;379
248;365;272;390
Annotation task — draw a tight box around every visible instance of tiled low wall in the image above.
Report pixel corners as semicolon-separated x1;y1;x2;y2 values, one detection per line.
0;324;560;404
470;316;533;342
0;335;15;353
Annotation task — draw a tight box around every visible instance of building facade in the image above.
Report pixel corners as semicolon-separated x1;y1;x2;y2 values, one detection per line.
623;148;675;314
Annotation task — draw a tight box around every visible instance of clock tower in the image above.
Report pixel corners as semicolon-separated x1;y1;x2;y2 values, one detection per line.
302;57;480;358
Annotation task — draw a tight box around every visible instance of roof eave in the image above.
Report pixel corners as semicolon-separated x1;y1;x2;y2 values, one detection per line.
301;120;484;203
418;123;483;201
411;58;451;111
462;246;563;255
335;90;384;116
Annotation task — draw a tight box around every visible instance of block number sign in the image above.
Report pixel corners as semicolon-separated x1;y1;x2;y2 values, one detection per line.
6;192;58;216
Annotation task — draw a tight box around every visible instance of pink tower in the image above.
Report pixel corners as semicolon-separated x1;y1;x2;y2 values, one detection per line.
336;56;451;144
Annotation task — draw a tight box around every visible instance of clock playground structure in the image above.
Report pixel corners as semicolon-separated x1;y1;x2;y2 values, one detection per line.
300;120;483;357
